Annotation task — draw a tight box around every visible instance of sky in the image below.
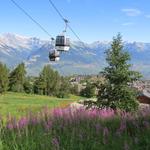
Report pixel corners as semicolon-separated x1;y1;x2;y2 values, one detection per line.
0;0;150;43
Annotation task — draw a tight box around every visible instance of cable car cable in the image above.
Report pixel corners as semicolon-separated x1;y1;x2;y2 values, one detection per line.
48;0;65;21
48;0;82;42
67;25;81;41
10;0;53;38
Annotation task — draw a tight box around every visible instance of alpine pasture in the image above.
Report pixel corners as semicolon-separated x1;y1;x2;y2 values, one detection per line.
0;92;82;118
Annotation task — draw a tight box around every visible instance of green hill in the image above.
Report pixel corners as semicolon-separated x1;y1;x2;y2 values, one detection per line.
0;92;82;118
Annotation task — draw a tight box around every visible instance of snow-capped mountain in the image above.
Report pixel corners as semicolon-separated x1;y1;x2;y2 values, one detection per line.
0;33;150;78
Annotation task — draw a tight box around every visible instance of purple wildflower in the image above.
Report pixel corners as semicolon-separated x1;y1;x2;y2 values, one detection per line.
120;120;126;131
116;120;127;137
103;127;109;137
143;121;149;129
45;120;52;131
95;123;101;133
7;117;18;129
103;127;109;144
18;117;29;128
6;123;14;130
52;137;59;150
31;117;39;125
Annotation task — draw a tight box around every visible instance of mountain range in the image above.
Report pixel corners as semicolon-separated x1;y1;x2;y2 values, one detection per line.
0;33;150;78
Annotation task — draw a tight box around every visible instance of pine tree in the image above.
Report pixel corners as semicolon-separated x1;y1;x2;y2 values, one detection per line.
33;77;45;95
0;62;9;94
57;77;70;98
36;65;61;96
24;77;33;94
90;34;141;111
9;63;26;92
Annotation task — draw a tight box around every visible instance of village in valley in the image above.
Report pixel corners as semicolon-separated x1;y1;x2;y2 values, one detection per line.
69;75;150;105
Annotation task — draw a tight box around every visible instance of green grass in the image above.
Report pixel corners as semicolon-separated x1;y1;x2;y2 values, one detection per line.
0;92;83;118
1;108;150;150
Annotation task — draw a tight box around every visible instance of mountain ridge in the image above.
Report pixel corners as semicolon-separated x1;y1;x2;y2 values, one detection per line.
0;33;150;78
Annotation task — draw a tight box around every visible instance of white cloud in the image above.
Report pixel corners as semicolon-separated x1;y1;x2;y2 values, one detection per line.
122;22;134;26
121;8;142;17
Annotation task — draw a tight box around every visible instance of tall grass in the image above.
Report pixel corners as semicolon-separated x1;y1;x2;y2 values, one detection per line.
0;107;150;150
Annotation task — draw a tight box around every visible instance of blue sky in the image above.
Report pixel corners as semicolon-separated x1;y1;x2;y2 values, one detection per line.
0;0;150;43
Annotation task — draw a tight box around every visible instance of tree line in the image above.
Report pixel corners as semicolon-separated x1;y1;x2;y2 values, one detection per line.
0;63;70;98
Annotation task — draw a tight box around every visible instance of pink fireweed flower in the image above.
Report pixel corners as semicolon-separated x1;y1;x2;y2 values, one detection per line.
95;123;101;133
52;137;59;150
86;108;115;119
18;117;29;129
119;120;126;132
96;108;115;119
103;127;109;137
6;123;14;130
44;120;52;131
116;120;126;136
6;117;18;129
30;116;39;125
103;127;109;144
140;108;150;118
143;121;150;129
53;108;63;118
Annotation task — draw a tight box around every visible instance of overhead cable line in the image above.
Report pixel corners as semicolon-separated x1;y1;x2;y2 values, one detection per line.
48;0;65;22
67;25;81;41
10;0;53;39
48;0;82;42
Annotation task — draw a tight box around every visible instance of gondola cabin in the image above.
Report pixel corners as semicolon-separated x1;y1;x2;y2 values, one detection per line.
49;50;60;61
55;34;70;52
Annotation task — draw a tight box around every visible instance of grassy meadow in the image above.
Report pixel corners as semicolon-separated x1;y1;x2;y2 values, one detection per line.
0;92;82;118
1;93;150;150
1;107;150;150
